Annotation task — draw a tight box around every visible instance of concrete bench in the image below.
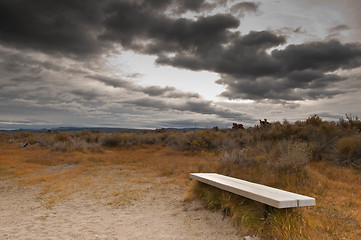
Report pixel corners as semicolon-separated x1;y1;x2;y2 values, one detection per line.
190;173;316;209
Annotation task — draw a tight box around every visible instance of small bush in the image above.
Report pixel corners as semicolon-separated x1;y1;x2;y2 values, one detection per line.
69;138;93;151
54;133;70;142
52;141;68;151
336;135;361;167
306;115;323;127
277;141;310;172
73;130;99;143
219;146;256;167
99;133;122;148
337;135;360;155
26;134;38;145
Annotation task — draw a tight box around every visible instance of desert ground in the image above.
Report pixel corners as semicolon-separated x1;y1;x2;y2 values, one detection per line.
0;144;253;240
1;122;361;239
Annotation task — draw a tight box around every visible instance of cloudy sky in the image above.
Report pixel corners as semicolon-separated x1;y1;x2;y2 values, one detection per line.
1;0;361;130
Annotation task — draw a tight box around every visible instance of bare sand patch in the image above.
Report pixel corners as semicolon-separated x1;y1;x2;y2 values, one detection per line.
0;163;245;240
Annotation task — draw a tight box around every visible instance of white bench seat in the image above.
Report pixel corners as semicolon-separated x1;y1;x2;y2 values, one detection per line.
190;173;316;209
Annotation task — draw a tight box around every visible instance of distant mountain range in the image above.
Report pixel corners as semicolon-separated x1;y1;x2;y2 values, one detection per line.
0;127;203;133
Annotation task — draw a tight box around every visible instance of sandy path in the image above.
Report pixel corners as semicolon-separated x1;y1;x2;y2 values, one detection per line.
0;165;248;240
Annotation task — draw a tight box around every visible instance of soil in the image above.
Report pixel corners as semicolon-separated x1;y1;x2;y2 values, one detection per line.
0;164;251;240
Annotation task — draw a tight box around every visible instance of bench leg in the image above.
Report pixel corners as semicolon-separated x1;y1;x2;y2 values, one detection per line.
264;204;271;219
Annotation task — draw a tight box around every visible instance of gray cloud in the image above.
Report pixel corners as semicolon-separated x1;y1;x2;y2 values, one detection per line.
159;118;230;129
311;0;361;42
230;2;259;18
216;72;345;101
172;0;214;14
142;86;176;96
122;97;253;122
88;75;134;89
0;48;90;76
88;75;200;99
1;0;361;130
125;73;143;79
329;24;350;33
273;27;307;37
71;89;104;101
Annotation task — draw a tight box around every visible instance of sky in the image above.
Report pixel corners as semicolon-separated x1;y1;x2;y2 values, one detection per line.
1;0;361;130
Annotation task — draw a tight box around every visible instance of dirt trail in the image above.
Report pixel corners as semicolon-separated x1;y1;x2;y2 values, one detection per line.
0;164;248;240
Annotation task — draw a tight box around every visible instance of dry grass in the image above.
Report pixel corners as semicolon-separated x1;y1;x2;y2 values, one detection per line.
105;187;143;207
0;142;213;208
190;157;361;239
1;136;361;239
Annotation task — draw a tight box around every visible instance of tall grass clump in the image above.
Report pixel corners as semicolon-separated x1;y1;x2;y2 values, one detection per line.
191;182;313;239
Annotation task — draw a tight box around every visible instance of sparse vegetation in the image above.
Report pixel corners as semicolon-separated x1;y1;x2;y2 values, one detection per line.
1;115;361;239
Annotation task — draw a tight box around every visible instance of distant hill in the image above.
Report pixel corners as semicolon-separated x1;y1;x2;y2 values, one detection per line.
0;127;203;133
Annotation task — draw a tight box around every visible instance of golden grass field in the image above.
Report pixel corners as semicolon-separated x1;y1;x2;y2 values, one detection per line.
0;131;360;239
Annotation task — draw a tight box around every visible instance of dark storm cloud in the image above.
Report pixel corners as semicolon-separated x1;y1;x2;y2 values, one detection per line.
0;0;110;58
0;0;224;58
156;30;286;77
0;0;237;58
158;35;361;101
272;40;361;72
158;33;361;76
100;2;240;54
230;2;259;18
1;0;361;104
